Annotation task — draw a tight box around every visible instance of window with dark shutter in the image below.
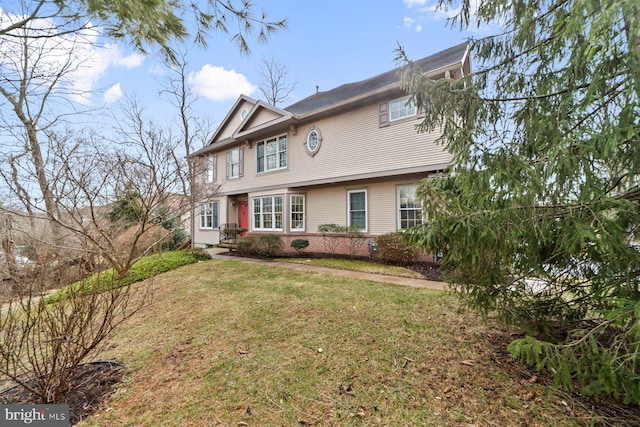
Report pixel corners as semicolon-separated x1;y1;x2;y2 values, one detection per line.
226;147;244;179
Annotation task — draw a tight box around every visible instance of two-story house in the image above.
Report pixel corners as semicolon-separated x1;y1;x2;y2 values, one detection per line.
190;42;470;256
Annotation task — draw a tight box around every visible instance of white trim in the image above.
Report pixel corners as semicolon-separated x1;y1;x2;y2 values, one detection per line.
289;194;306;232
256;134;288;173
204;155;216;183
252;195;284;231
396;184;423;230
347;189;368;232
389;96;417;121
199;201;219;229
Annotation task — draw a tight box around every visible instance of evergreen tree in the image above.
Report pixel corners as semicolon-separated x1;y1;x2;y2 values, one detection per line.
108;186;145;227
399;0;640;403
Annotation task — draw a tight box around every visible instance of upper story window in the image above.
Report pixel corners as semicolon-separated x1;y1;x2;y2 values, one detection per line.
389;96;417;121
305;127;322;156
226;147;244;179
257;135;287;173
397;184;423;230
203;155;216;183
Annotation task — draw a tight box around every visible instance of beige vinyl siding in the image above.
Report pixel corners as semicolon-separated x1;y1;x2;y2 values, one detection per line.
305;187;347;233
247;109;281;127
217;101;251;140
217;102;448;193
303;178;424;236
192;198;227;247
367;181;398;234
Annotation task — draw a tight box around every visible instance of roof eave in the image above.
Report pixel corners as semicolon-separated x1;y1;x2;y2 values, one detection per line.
294;60;464;120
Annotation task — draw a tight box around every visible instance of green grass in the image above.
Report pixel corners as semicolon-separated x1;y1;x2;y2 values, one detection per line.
78;259;608;426
275;257;425;279
45;249;209;303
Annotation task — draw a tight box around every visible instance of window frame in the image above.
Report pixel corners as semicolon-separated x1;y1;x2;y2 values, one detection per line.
389;96;417;121
397;184;423;230
203;155;217;183
252;195;284;231
289;194;305;232
257;134;288;173
226;147;243;179
347;189;368;232
199;201;219;230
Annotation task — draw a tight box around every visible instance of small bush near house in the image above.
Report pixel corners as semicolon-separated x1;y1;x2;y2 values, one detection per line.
290;239;309;255
236;234;284;258
318;224;347;257
376;232;418;266
344;225;365;258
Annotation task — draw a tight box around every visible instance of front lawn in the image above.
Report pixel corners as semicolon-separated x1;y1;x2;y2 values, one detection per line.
79;259;627;426
275;257;426;279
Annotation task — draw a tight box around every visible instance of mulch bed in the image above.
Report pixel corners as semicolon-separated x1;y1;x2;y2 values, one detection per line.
483;329;640;426
0;360;125;425
223;250;444;282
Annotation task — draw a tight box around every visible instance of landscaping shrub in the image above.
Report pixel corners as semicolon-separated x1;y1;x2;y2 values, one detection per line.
291;239;309;255
46;249;209;303
376;232;418;266
236;234;284;258
318;224;347;257
344;225;365;258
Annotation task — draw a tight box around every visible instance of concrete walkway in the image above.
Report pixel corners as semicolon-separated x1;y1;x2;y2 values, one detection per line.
205;248;448;291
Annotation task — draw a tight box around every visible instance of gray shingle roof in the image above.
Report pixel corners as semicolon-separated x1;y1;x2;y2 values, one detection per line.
285;42;469;116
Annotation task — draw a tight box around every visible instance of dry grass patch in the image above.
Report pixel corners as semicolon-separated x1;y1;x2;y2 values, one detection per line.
274;257;425;279
82;260;622;426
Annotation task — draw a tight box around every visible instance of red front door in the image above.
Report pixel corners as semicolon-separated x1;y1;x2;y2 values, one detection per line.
238;201;249;235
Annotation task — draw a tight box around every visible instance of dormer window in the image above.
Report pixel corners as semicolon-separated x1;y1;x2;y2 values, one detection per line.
389;96;417;121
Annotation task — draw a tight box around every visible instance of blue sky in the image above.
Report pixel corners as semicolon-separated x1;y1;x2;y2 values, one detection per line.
93;0;476;132
1;0;479;139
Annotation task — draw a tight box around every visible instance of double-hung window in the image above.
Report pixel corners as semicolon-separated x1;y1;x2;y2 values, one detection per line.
398;185;422;230
199;201;219;229
389;96;417;121
204;155;216;183
226;147;243;179
257;135;287;173
348;190;367;232
290;195;305;231
253;195;283;231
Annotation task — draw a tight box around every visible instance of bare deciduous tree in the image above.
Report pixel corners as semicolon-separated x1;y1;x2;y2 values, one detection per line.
257;56;297;106
0;267;151;403
158;51;216;242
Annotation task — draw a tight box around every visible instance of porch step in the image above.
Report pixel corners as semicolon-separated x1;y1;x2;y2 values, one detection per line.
215;242;238;251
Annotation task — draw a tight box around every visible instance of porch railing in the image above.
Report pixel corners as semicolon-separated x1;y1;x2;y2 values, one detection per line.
219;223;243;244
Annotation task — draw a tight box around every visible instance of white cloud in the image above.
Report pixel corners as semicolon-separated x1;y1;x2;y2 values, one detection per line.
404;0;498;33
68;43;145;105
188;65;256;101
103;83;123;104
0;10;144;106
401;15;423;32
404;0;429;7
148;64;165;77
403;16;414;28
